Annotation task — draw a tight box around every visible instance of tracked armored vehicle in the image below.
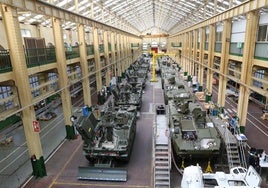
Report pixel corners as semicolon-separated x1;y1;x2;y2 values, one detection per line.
74;103;137;181
163;76;186;104
112;83;142;110
125;66;147;89
169;100;221;160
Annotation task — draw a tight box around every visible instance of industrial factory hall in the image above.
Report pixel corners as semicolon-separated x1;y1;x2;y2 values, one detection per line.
0;0;268;188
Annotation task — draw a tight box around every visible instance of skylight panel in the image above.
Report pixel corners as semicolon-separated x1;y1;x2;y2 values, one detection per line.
33;15;43;19
18;16;26;22
57;0;68;8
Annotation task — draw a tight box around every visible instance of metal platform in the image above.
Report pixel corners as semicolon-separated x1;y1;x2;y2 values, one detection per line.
154;105;171;188
155;115;169;145
210;116;244;169
77;166;127;182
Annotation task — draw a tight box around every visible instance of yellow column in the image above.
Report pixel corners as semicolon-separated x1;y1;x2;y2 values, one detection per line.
120;34;125;74
193;29;198;76
186;33;190;73
120;34;124;72
110;31;116;77
198;28;205;87
78;23;91;106
126;36;131;68
103;30;111;86
117;33;122;76
188;32;192;75
123;35;128;70
93;27;102;91
218;19;231;106
1;4;46;177
52;17;73;139
182;33;186;71
189;31;193;76
237;11;258;132
207;24;215;93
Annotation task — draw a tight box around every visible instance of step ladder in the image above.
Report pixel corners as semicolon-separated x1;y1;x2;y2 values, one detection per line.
234;125;248;169
226;142;241;169
154;144;170;188
154;105;171;188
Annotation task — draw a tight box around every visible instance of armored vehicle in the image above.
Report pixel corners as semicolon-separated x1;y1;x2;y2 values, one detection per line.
125;65;147;89
112;83;142;109
74;104;137;181
135;56;150;72
169;100;221;160
163;76;186;104
125;69;147;88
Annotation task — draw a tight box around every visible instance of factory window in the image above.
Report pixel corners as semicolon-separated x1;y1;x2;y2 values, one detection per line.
75;65;81;78
253;70;265;88
215;32;222;42
67;66;71;74
48;72;58;90
21;29;31;37
205;33;209;42
0;86;14;111
257;25;268;41
30;75;40;97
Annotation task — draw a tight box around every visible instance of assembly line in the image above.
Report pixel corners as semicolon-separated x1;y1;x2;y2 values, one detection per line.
0;55;267;188
1;1;268;188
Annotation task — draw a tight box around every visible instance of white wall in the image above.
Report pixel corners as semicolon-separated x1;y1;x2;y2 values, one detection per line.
259;13;268;25
231;19;246;42
20;24;38;38
40;26;54;46
0;21;8;49
216;24;223;32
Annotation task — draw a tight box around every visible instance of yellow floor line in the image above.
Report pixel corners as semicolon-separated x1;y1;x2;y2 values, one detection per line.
48;140;83;188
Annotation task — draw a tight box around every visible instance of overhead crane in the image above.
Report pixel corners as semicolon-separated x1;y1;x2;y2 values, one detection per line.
146;51;176;82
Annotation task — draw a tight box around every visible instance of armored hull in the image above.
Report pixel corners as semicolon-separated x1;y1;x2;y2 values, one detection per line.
163;76;188;104
75;105;137;162
169;100;221;159
112;83;142;109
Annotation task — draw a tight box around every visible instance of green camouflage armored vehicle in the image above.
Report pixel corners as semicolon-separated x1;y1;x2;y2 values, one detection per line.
169;100;221;160
112;83;142;110
74;104;137;181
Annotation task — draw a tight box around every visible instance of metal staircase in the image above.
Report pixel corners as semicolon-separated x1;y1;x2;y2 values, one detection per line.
224;121;247;170
211;115;247;171
154;105;171;188
226;141;241;169
154;144;170;188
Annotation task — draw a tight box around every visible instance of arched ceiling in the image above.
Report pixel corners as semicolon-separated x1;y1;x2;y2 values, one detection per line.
19;0;247;36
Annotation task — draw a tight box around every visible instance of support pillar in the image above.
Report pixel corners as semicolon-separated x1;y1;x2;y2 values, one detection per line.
93;27;102;92
110;32;116;77
207;24;215;94
52;17;74;139
1;4;46;177
121;34;126;75
126;36;131;68
237;11;258;132
218;19;231;107
117;33;122;77
103;30;111;87
193;29;198;77
78;23;91;107
198;27;205;90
